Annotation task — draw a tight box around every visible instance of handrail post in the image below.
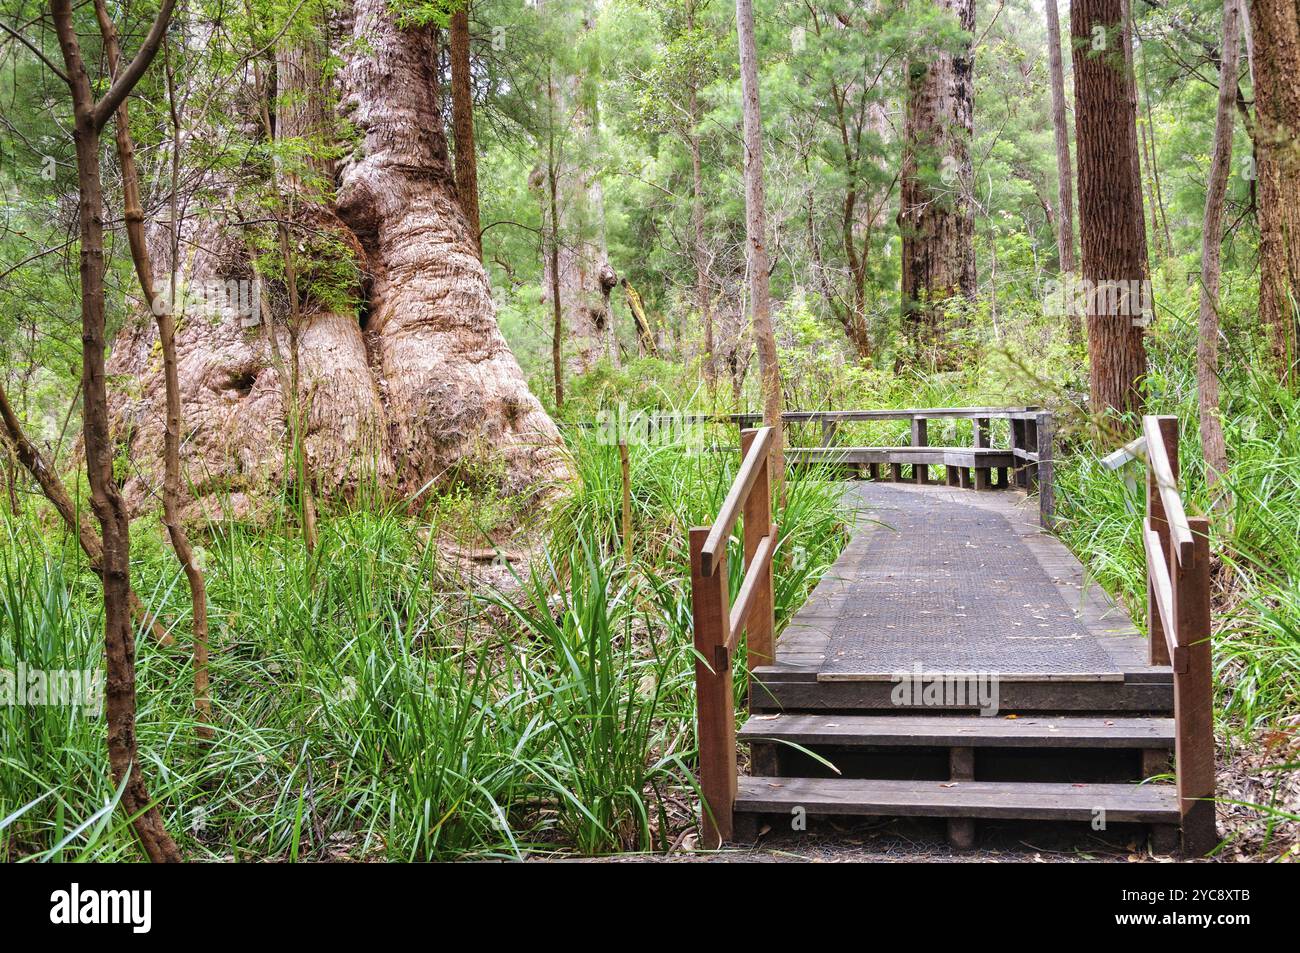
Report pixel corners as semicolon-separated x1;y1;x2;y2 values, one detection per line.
911;416;929;484
740;429;776;681
1174;515;1216;855
1010;417;1026;488
1036;411;1055;530
689;526;735;848
1146;416;1179;666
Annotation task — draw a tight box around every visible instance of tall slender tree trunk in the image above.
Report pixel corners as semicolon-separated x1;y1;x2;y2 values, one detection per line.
537;3;617;375
51;0;182;863
735;0;785;488
1072;0;1149;420
687;0;714;387
691;101;714;385
1199;0;1242;488
1045;0;1076;277
450;4;481;259
1120;0;1150;277
95;0;211;736
1249;0;1300;384
898;0;976;360
546;113;565;410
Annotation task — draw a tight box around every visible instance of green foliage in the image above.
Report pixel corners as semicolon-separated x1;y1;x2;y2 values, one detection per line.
0;432;848;860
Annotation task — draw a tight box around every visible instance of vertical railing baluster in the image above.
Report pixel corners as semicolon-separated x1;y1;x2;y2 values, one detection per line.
911;416;929;484
1173;514;1216;855
1036;411;1055;529
690;526;735;849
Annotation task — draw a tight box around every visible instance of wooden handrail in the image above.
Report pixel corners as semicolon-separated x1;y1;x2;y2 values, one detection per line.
700;425;773;577
1142;416;1194;565
1140;414;1216;856
1142;517;1184;673
689;426;777;848
727;529;777;650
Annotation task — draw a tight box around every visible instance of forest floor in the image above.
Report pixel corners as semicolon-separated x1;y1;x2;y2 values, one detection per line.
552;819;1188;863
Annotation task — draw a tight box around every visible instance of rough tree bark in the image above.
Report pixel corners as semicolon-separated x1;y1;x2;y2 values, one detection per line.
106;0;566;518
335;0;567;493
1198;0;1242;486
898;0;976;359
1249;0;1300;384
1045;0;1076;276
736;0;785;489
1119;0;1151;276
449;3;482;259
50;0;182;863
1072;0;1149;420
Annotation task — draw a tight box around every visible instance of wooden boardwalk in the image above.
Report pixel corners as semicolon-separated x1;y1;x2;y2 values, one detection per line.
762;482;1159;691
688;409;1216;855
737;482;1179;849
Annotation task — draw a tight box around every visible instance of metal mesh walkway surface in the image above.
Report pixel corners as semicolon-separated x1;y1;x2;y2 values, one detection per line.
818;484;1123;681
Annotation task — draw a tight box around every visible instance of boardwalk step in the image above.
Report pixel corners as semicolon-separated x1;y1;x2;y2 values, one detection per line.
750;676;1172;712
739;714;1174;749
734;776;1179;824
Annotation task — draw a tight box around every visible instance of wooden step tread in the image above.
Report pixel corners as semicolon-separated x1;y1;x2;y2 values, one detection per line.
735;776;1179;823
739;714;1174;748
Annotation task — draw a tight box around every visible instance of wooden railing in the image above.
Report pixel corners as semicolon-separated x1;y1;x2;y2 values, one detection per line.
734;407;1055;528
1140;415;1217;855
689;426;777;848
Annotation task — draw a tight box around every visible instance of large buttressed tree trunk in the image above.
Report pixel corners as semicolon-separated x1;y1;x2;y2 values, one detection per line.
1249;0;1300;384
1072;0;1148;420
107;1;566;519
336;0;566;494
898;0;975;358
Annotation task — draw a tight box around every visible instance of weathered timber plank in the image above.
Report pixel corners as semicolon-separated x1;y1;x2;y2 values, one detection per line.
734;776;1180;823
751;677;1172;712
738;714;1176;748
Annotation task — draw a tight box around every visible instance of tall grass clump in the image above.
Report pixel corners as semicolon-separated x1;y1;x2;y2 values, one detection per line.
1056;341;1300;737
489;544;696;854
